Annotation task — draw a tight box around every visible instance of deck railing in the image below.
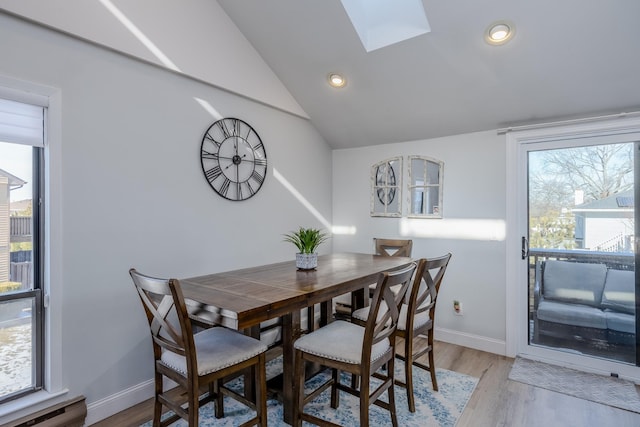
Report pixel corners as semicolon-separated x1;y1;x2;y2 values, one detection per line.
529;248;634;270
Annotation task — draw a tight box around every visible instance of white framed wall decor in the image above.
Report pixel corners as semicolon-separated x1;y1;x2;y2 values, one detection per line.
371;157;402;217
408;155;443;218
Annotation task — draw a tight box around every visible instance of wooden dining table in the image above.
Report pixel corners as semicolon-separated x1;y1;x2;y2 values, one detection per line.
179;252;413;424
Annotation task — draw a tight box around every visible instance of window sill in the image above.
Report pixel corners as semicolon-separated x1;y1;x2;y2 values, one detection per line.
0;389;69;424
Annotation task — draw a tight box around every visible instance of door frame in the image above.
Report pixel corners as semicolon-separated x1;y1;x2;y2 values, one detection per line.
506;115;640;381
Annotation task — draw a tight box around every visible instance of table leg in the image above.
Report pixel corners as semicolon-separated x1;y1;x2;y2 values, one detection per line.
245;325;261;400
307;306;316;332
352;287;367;311
282;310;301;424
320;300;332;325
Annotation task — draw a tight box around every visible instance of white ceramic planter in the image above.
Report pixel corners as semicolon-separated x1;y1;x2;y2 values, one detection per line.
296;253;318;270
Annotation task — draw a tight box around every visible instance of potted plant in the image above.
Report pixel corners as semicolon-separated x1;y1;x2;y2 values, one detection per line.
283;227;330;270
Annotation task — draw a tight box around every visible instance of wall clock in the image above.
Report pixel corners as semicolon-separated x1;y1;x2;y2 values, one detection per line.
200;118;267;201
371;157;402;217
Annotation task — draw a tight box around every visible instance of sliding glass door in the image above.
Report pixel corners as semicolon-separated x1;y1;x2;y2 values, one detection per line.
528;142;635;365
511;119;640;378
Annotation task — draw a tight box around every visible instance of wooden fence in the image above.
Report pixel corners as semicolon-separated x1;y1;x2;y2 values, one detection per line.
8;217;32;288
10;262;32;289
10;216;31;243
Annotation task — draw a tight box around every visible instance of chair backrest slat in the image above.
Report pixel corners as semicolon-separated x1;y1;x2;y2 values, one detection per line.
364;262;417;355
406;254;452;331
374;238;413;258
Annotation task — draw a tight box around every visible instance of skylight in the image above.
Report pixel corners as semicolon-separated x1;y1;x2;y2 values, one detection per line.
340;0;431;52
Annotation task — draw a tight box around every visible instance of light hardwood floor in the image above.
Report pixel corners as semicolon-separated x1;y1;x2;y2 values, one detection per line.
92;341;640;427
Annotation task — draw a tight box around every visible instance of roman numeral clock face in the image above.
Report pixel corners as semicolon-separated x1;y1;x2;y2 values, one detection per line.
200;118;267;201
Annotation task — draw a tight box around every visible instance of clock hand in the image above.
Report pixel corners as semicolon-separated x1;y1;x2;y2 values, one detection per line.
224;154;247;170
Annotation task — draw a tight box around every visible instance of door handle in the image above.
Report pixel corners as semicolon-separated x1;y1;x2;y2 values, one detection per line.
521;236;529;260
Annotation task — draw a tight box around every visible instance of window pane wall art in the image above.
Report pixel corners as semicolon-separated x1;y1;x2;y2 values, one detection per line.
408;156;443;218
371;157;402;217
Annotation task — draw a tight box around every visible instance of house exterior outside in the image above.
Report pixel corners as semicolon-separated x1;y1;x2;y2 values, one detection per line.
573;189;634;252
0;168;26;285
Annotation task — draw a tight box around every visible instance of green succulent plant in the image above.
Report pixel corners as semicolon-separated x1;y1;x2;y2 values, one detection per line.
283;227;330;254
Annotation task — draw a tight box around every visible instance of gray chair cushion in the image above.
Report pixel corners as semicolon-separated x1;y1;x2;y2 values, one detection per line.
259;306;320;346
161;326;267;376
604;310;636;334
351;304;386;324
542;260;607;307
293;320;391;364
260;326;281;347
601;269;635;314
351;305;369;323
536;300;607;329
397;303;432;331
353;303;431;332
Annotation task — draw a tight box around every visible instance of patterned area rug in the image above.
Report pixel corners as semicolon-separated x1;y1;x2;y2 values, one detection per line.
509;357;640;413
140;358;478;426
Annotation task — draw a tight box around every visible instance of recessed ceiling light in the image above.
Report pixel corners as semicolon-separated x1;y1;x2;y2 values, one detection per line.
485;21;515;45
328;73;346;88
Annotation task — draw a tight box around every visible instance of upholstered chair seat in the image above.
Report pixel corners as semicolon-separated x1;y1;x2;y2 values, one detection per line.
161;326;267;376
353;299;432;331
294;320;392;364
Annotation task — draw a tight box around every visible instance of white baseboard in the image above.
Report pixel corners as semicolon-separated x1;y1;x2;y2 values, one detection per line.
435;326;506;356
85;377;179;426
84;379;155;426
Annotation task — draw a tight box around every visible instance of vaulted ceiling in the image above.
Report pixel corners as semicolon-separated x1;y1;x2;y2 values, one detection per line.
218;0;640;149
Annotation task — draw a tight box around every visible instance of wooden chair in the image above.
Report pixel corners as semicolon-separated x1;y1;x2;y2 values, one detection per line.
368;238;414;298
129;269;268;427
353;253;452;412
293;262;417;427
334;238;414;318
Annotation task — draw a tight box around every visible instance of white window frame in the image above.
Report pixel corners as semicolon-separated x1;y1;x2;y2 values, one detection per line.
0;76;66;421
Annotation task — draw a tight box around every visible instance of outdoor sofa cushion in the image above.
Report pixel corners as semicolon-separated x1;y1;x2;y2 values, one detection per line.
601;269;635;315
536;299;607;329
542;260;608;307
604;310;635;334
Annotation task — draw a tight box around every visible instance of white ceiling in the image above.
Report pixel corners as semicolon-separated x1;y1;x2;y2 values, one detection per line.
218;0;640;149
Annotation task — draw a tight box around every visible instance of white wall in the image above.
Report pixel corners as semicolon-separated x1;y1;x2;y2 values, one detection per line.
0;11;332;424
0;0;307;119
332;130;507;352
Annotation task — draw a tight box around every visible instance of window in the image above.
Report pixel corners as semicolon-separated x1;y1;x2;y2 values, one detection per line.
408;156;443;218
0;98;45;403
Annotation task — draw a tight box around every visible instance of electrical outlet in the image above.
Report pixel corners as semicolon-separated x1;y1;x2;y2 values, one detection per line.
453;300;463;316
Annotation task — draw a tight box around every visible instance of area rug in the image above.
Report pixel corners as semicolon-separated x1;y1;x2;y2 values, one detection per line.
509;357;640;413
140;359;478;426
